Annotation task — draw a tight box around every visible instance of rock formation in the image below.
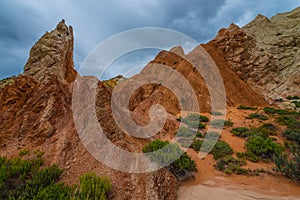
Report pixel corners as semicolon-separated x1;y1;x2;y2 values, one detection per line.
210;7;300;101
243;7;300;98
0;20;178;199
23;19;77;83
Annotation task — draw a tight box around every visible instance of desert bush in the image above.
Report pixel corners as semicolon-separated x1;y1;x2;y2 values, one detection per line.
216;155;268;176
215;155;246;174
231;127;251;137
277;115;300;129
211;111;224;116
263;107;277;115
143;140;197;172
245;135;284;161
275;144;300;182
176;127;195;139
177;138;193;148
261;123;277;131
287;95;300;100
0;152;111;200
186;120;206;129
210;119;233;128
76;173;111;200
246;113;269;120
211;141;233;160
191;140;203;152
283;129;300;144
183;114;209;122
238;105;257;110
196;131;203;138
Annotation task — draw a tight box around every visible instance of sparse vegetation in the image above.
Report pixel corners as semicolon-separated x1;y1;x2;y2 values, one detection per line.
231;127;251;137
245;135;284;162
287;95;300;100
211;111;224;116
260;123;277;131
238;105;257;110
0;152;111;200
292;101;300;108
177;127;195;139
211;141;233;160
275;144;300;182
216;155;268;176
283;129;300;144
246;113;269;120
143;140;197;174
190;139;232;160
191;140;203;152
180;114;209;130
210;119;233;128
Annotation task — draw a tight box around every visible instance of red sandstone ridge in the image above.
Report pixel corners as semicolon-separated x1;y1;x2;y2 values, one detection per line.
0;20;178;200
127;44;267;118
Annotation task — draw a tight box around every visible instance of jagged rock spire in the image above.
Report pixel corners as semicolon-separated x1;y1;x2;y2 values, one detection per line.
24;19;76;83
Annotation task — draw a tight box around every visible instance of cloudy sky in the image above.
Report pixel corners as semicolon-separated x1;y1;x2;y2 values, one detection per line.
1;0;299;79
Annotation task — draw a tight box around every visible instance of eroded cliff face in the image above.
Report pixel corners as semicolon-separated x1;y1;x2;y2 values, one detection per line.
210;7;300;101
127;44;267;117
0;20;178;200
23;19;77;83
243;7;300;98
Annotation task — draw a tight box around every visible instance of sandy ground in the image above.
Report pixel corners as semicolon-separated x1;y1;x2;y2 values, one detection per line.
178;185;300;200
177;107;300;200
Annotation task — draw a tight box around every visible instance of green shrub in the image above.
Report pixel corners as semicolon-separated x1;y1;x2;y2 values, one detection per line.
186;121;206;129
0;154;111;200
231;127;250;137
277;115;300;129
261;123;277;131
183;114;209;122
177;138;193;148
238;105;257;110
174;153;197;172
287;95;300;100
191;140;203;152
181;114;208;129
210;120;233;128
142;140;169;153
263;107;277;115
211;111;224;116
196;131;203;138
143;140;197;173
246;113;269;120
216;155;268;176
211;141;233;160
19;149;30;157
76;173;111;200
275;144;300;182
245;135;284;161
176;127;195;139
292;101;300;108
283;129;300;144
33;183;72;200
245;151;259;162
199;115;209;122
215;155;247;174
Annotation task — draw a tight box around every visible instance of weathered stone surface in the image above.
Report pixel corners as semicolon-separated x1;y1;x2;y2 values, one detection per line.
0;20;178;200
243;7;300;98
23;19;77;83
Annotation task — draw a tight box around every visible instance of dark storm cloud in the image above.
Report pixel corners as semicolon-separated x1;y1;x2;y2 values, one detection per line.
0;0;300;79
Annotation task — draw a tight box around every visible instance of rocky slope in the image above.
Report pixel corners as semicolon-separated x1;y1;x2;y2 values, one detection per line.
0;7;300;200
0;20;178;199
211;7;300;101
128;44;267;118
